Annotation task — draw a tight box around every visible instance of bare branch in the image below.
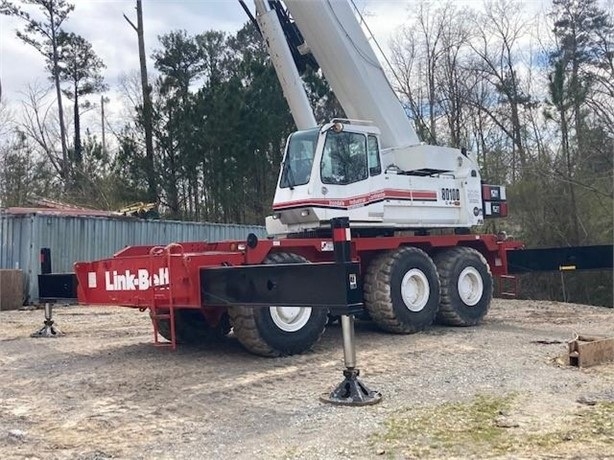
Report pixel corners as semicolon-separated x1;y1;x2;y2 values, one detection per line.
123;13;138;33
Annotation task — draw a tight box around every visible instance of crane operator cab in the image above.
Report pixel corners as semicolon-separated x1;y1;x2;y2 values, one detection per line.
268;120;383;235
280;122;379;188
266;119;495;236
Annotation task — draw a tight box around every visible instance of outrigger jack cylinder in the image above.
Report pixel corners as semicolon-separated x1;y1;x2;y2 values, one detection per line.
31;303;64;338
320;314;382;405
320;217;382;406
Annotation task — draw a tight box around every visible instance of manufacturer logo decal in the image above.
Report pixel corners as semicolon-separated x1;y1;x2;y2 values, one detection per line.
103;268;169;291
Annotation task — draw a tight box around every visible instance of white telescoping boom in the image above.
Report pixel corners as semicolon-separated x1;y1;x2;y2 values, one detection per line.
281;0;420;150
252;0;317;130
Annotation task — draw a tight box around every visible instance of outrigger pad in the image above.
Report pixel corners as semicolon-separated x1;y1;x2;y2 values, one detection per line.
31;304;64;338
31;320;64;338
320;368;382;406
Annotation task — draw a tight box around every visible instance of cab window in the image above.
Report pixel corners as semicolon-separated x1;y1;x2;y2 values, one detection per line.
320;131;368;185
368;135;381;176
280;129;319;188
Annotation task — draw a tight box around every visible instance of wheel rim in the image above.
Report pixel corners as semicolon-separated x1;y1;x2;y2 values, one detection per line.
400;269;430;312
269;306;312;332
457;266;483;306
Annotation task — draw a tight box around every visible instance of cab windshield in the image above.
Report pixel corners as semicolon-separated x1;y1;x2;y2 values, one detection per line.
280;128;319;188
320;131;368;185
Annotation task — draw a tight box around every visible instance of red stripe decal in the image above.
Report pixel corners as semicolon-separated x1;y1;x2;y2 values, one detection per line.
273;189;438;211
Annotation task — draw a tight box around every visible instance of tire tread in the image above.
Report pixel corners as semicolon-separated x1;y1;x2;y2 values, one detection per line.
364;247;439;333
434;246;492;326
229;252;325;357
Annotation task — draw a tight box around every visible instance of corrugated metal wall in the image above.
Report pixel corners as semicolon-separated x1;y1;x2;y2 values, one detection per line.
0;212;266;303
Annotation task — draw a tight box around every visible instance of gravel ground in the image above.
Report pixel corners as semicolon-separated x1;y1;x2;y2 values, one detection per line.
1;299;613;459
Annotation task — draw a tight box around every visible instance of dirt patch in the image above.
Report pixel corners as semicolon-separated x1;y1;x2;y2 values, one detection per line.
0;299;613;459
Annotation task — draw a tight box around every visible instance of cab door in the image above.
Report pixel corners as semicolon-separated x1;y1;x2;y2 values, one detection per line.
318;130;381;223
366;134;385;220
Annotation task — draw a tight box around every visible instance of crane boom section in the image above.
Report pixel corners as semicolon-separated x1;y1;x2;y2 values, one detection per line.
254;0;317;129
282;0;419;149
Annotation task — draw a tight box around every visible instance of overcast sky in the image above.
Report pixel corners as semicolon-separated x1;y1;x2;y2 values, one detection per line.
0;0;548;135
0;1;411;104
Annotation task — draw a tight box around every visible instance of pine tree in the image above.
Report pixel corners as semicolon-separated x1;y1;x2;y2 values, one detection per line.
548;0;613;244
56;32;107;188
1;0;74;184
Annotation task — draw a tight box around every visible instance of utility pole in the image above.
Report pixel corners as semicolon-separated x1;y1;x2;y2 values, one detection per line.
124;0;157;201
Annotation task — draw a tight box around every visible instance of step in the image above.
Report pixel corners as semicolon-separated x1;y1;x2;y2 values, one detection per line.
151;313;172;320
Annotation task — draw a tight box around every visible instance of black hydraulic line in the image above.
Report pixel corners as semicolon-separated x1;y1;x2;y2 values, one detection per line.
237;0;262;37
237;0;317;71
267;0;319;73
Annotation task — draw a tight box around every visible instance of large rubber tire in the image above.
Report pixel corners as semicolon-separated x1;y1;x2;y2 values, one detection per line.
434;246;493;326
228;252;328;357
153;309;231;344
364;247;440;333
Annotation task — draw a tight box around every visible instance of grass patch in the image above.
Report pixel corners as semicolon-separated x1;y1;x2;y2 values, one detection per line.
527;402;614;448
372;394;516;457
371;396;614;458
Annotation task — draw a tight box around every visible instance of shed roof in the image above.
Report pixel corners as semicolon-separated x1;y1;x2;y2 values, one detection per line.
2;207;124;218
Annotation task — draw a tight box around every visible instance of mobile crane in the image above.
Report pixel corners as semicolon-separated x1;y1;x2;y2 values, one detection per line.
72;0;524;357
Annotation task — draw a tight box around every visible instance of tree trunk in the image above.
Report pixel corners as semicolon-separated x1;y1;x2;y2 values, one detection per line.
559;105;580;244
510;100;525;171
73;83;82;171
50;8;69;184
428;62;437;144
136;0;157;202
